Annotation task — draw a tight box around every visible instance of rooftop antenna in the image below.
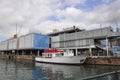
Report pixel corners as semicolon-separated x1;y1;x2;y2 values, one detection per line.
13;24;18;38
13;24;22;38
116;23;119;32
16;24;18;35
100;24;102;28
18;24;22;36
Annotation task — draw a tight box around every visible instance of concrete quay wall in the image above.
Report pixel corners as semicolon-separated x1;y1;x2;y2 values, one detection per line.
0;54;35;60
85;57;120;65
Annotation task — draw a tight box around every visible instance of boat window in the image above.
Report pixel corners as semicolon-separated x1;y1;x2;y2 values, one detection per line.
49;54;51;57
56;53;62;57
43;54;46;57
48;54;50;57
46;54;52;58
61;53;63;56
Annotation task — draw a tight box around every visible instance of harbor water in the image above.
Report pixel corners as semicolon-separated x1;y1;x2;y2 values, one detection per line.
0;59;120;80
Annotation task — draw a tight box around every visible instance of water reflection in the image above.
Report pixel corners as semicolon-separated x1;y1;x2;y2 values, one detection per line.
33;63;120;80
0;59;34;80
0;59;120;80
33;63;79;80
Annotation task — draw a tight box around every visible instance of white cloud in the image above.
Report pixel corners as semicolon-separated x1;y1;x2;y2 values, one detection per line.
102;0;113;4
55;0;120;29
64;0;86;6
0;0;60;39
0;0;120;41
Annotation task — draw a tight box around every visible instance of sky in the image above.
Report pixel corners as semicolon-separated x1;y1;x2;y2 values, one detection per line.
0;0;120;41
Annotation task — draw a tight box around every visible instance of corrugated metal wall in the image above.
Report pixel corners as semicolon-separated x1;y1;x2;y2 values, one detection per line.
19;36;25;49
60;42;64;48
51;36;60;42
0;41;8;50
64;33;75;41
59;39;93;48
76;27;112;39
0;33;50;51
25;34;33;49
0;27;113;50
51;38;94;48
18;33;50;49
51;42;60;48
18;34;34;49
59;27;112;42
8;39;18;50
51;36;60;48
51;27;112;48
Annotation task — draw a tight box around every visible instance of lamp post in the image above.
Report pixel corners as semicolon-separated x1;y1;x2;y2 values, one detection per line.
106;36;109;56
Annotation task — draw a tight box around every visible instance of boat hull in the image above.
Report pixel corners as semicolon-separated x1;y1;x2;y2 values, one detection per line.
35;56;86;65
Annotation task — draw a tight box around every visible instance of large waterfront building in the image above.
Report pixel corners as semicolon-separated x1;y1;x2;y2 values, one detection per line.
48;26;120;57
0;26;120;57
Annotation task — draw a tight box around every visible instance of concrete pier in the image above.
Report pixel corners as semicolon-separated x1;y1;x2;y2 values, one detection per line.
15;55;35;60
0;52;36;60
85;57;120;65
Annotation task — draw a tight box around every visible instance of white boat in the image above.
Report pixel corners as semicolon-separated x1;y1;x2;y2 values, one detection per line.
35;49;87;65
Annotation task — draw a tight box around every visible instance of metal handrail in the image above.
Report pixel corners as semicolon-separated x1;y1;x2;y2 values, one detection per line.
95;43;113;52
80;70;120;80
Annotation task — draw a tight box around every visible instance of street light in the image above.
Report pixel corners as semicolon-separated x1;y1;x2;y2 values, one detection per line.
106;36;109;56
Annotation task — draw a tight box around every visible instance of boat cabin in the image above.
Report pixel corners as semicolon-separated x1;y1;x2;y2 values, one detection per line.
42;49;62;58
63;49;74;56
42;49;74;58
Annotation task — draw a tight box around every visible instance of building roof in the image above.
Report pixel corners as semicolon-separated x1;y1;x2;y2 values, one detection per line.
47;26;85;36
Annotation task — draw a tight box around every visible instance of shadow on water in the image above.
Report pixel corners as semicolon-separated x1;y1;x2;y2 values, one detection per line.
0;58;120;80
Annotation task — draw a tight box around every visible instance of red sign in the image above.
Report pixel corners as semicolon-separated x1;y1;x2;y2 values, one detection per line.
43;49;59;54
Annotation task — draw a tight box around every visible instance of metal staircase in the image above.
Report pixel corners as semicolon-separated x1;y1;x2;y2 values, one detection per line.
95;43;113;52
